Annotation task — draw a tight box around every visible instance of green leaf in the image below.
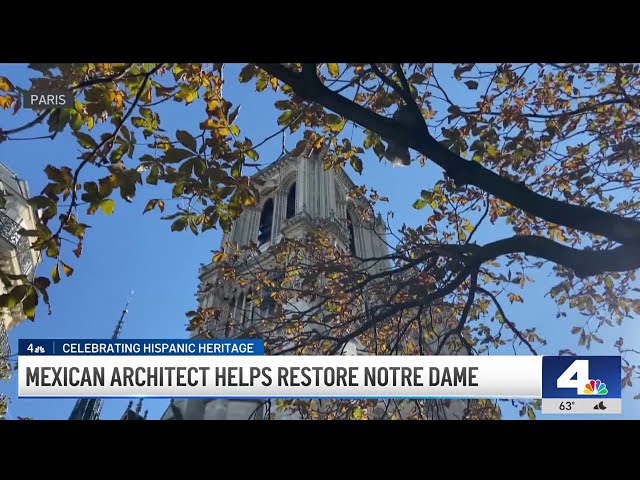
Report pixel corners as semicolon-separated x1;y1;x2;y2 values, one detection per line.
17;228;39;237
219;214;232;232
147;164;159;185
176;130;197;152
171;217;187;232
144;199;158;214
99;199;115;215
22;288;38;320
421;190;433;201
231;160;242;179
27;196;53;209
526;406;536;420
350;157;363;174
0;286;27;309
327;63;339;78
194;157;206;177
326;114;344;133
326;114;342;126
163;148;194;164
256;76;268;92
412;198;428;210
239;64;256;83
277;110;293;126
62;222;88;239
74;132;98;150
274;100;291;111
69;110;83;131
51;264;60;284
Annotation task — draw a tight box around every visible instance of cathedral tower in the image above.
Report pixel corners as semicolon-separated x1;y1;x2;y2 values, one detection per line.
162;148;389;420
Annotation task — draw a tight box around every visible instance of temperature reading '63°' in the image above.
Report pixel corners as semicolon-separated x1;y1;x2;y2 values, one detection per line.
559;401;576;411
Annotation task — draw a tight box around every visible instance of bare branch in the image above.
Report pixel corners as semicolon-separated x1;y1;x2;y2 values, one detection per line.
478;287;538;355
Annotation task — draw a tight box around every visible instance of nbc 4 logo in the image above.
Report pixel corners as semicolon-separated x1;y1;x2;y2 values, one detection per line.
557;360;608;395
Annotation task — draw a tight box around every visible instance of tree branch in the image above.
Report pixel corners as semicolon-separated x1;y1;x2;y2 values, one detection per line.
466;235;640;278
0;110;52;137
436;268;478;355
257;63;640;247
478;287;538;355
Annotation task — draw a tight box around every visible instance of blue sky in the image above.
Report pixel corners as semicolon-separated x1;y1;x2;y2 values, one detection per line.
0;63;638;420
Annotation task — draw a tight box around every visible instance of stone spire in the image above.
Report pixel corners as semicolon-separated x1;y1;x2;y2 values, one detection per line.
68;292;133;421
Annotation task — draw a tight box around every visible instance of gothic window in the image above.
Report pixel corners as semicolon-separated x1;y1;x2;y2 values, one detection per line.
258;198;274;246
347;212;357;257
286;182;296;219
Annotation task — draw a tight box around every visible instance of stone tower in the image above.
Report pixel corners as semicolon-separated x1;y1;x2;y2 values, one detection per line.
161;148;390;420
160;149;475;420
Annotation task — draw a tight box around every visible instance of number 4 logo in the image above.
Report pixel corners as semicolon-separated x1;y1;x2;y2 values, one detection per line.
557;360;589;394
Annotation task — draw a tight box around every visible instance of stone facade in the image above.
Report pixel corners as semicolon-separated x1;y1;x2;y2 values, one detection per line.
0;164;40;375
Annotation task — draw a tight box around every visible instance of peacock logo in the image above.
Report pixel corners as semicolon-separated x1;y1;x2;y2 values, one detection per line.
584;379;608;395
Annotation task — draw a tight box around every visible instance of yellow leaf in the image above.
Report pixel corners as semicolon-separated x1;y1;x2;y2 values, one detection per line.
485;143;499;157
206;99;219;114
270;77;278;91
0;76;14;92
0;95;14;110
327;63;339;78
51;264;61;284
508;292;523;303
549;227;566;242
60;261;74;277
185;90;198;105
99;199;115;215
109;90;125;109
212;251;226;263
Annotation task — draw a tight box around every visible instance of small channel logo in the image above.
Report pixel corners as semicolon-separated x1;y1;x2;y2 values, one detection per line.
542;356;621;399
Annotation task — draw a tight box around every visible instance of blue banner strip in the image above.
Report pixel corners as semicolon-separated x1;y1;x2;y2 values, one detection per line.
18;339;264;356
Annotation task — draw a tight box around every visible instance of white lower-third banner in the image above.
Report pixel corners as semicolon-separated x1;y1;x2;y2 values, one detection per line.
19;354;542;399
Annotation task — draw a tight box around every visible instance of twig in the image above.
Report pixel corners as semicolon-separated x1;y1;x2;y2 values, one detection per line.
478;286;538;355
